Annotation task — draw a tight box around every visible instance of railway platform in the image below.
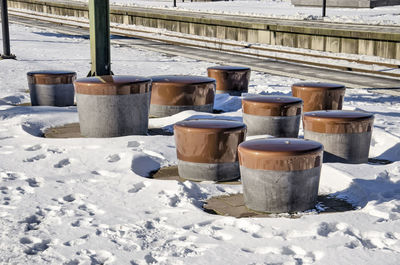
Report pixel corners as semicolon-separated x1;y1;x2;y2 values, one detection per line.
7;0;400;60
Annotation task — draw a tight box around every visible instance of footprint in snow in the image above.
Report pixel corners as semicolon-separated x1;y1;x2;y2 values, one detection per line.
76;249;116;264
16;186;35;195
20;237;35;244
24;144;43;151
128;181;151;193
54;159;71;168
144;253;157;264
343;227;398;251
70;217;94;227
63;194;76;202
23;154;46;162
21;214;44;231
127;141;141;148
251;245;322;264
235;219;263;234
2;196;11;205
106;154;121;163
24;238;51;255
63;234;90;247
47;147;64;154
241;248;254;253
1;173;17;181
281;245;322;263
212;231;233;241
78;203;105;216
317;222;339;237
1;172;27;181
158;190;181;207
26;177;42;188
0;186;8;194
91;170;120;178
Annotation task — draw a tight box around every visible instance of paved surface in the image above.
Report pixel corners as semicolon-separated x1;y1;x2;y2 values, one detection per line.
148;165;356;217
203;193;356;218
9;14;400;95
43;122;172;138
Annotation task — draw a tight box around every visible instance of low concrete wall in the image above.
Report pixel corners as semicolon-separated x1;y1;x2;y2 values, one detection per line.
291;0;400;8
8;0;400;59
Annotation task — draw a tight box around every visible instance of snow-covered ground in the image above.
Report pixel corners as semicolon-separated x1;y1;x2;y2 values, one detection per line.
1;23;400;264
98;0;400;25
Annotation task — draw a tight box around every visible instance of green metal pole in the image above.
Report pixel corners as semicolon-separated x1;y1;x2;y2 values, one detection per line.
1;0;16;59
88;0;111;76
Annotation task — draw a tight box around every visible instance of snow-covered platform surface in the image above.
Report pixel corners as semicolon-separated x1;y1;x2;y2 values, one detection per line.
101;0;400;25
1;23;400;264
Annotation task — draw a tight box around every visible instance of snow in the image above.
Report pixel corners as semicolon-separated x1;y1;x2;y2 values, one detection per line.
94;0;400;26
0;22;400;264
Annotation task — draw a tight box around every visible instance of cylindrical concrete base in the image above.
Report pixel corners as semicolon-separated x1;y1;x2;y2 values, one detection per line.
27;70;76;107
174;119;246;181
150;75;216;118
304;130;372;163
241;166;321;213
29;83;74;106
243;113;300;137
178;160;239;182
238;138;323;213
303;110;374;164
291;82;345;112
207;66;250;96
77;92;150;137
150;103;213;117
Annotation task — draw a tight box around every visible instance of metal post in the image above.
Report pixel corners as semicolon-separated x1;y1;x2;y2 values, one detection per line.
88;0;111;76
173;0;176;7
1;0;15;59
322;0;327;17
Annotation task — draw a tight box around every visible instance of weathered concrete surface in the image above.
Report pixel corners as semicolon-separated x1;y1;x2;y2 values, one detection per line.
178;160;240;182
304;130;372;163
44;122;81;138
29;83;74;106
240;166;321;213
42;122;172;138
149;103;213;118
243;113;300;137
291;0;400;8
76;92;150;137
8;0;400;59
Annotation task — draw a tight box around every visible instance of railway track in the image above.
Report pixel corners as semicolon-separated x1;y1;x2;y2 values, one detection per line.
6;8;400;94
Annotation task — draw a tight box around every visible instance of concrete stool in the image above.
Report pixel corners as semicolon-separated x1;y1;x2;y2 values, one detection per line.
149;75;215;117
207;66;251;96
303;110;374;163
27;70;76;106
174;119;246;181
242;96;302;137
74;75;151;137
238;138;323;213
291;82;345;112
